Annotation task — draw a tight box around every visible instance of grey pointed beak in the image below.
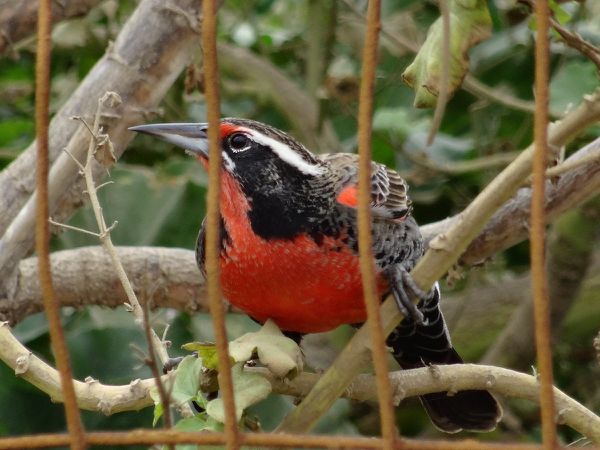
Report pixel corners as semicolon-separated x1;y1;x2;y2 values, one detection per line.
129;123;209;158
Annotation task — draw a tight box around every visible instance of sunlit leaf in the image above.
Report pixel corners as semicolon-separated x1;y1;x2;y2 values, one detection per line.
228;319;303;378
205;362;272;423
182;341;220;370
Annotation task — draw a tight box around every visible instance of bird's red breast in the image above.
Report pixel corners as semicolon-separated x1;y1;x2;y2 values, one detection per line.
216;169;388;333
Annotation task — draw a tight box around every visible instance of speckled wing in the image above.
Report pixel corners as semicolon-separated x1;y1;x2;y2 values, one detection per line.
321;153;412;221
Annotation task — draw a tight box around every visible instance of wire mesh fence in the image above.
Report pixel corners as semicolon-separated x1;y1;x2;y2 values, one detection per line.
0;0;595;449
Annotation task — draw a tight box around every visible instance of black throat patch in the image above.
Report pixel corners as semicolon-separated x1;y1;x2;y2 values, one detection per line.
236;158;339;242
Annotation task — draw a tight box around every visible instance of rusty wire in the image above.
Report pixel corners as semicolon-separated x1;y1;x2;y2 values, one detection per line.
0;430;581;450
34;1;87;449
201;0;240;448
531;0;557;448
355;0;398;448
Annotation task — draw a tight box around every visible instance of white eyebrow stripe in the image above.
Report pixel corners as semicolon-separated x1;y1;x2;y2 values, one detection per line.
244;129;323;176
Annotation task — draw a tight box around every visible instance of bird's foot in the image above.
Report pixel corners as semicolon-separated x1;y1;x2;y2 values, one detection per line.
162;356;185;374
390;266;435;326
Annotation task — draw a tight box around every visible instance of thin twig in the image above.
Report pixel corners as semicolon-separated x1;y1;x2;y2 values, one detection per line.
462;76;547;116
71;93;193;417
34;1;87;449
531;0;557;448
550;16;600;73
49;218;100;237
0;431;578;450
355;0;396;447
520;0;600;72
407;150;521;175
201;0;239;448
142;305;174;449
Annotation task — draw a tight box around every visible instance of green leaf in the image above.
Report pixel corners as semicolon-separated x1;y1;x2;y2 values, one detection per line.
151;355;209;430
171;355;204;405
549;0;571;25
182;342;220;370
152;402;164;427
166;416;223;450
205;362;272;423
550;60;599;114
402;0;492;108
228;319;303;378
174;414;222;432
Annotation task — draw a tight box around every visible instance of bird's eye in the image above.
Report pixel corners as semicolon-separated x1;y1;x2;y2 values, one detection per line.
229;133;251;152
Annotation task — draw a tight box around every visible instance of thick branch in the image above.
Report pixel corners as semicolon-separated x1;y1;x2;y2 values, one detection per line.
422;136;600;263
0;246;208;325
0;0;103;57
1;322;597;442
0;0;204;296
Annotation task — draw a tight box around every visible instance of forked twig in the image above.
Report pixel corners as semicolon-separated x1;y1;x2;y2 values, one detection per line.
61;92;192;419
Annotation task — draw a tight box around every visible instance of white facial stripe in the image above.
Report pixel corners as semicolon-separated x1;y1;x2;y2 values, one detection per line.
244;129;323;176
222;152;236;170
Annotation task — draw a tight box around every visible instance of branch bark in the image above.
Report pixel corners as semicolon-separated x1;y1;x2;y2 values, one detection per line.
421;135;600;264
0;0;204;298
0;246;208;325
0;0;103;57
1;322;598;442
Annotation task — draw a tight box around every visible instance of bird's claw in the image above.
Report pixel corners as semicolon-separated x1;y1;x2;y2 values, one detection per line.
391;266;435;326
162;356;185;374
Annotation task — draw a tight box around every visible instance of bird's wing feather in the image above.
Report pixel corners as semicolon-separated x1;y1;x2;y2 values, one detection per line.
322;153;411;221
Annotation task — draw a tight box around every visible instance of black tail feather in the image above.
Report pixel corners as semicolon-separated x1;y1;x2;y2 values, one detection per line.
420;386;501;433
387;286;502;433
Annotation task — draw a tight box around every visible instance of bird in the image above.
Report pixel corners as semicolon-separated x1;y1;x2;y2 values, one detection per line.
130;118;501;433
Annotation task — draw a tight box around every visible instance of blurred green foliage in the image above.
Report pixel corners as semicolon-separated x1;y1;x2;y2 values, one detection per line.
1;0;599;445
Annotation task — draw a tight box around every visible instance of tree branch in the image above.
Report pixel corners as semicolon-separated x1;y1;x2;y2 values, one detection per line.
0;0;103;57
1;322;598;442
422;135;600;264
0;246;209;325
0;0;205;297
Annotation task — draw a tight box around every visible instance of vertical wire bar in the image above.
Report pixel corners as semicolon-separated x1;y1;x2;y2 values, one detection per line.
356;0;397;448
201;0;239;448
34;1;87;449
531;0;557;448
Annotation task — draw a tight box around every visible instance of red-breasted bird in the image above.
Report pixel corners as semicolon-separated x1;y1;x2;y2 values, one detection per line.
130;118;501;433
